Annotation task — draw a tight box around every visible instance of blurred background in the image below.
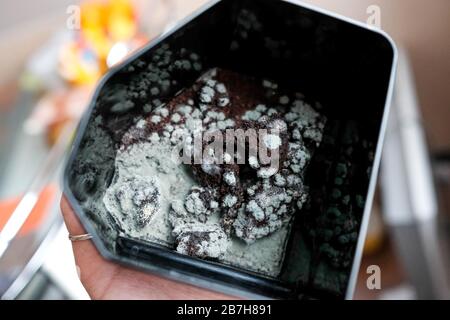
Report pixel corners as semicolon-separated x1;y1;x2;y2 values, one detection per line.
0;0;449;299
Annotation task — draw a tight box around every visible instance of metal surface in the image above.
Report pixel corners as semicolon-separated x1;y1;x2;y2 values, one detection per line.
2;215;63;299
0;121;74;259
0;95;75;298
380;49;449;299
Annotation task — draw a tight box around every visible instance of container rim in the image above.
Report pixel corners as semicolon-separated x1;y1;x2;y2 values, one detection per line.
62;0;398;300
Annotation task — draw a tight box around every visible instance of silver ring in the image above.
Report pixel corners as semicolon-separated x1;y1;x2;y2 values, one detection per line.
68;233;93;242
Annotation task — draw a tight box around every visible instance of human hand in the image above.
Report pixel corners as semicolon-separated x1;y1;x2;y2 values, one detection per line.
60;196;233;300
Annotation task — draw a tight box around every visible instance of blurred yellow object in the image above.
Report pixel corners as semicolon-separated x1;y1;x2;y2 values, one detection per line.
81;0;137;58
363;202;385;255
107;0;137;41
58;42;102;85
364;231;384;256
80;1;107;31
82;27;113;62
108;17;137;42
59;0;140;85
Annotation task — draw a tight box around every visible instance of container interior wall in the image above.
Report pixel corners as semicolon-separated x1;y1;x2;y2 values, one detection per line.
215;0;395;299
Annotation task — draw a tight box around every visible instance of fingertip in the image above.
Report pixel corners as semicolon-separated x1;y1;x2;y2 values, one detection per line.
60;194;86;235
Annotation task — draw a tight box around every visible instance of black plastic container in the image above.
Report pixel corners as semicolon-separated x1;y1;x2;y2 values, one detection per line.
64;0;396;299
